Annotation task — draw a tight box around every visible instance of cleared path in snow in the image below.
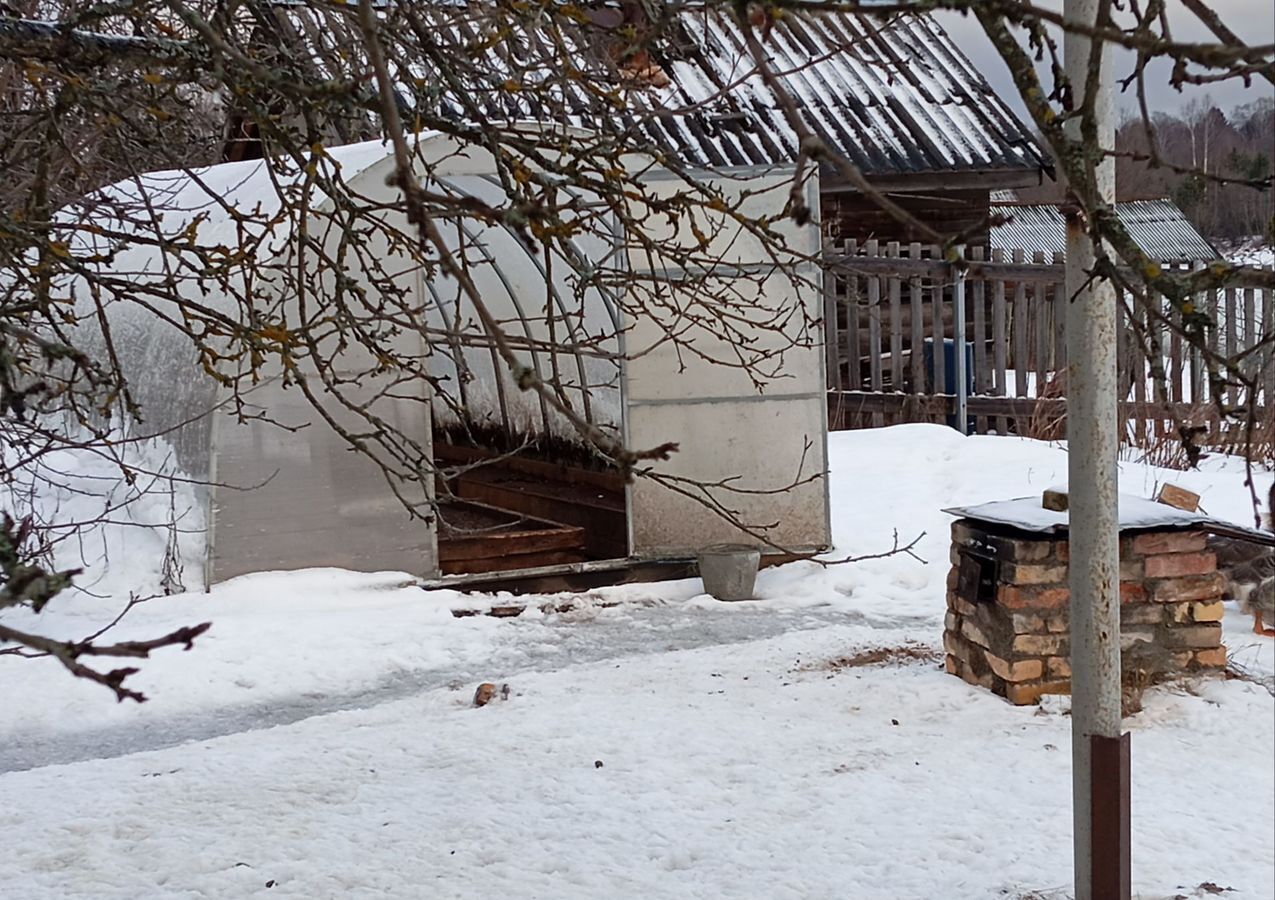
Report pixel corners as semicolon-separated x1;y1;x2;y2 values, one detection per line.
0;603;925;774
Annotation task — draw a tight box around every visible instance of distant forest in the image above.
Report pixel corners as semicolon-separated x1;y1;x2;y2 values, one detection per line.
1019;97;1274;244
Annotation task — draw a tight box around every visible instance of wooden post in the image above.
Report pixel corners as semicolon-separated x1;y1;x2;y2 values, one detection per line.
972;246;988;434
888;241;902;407
909;241;925;400
993;249;1009;434
867;239;883;427
824;241;840;392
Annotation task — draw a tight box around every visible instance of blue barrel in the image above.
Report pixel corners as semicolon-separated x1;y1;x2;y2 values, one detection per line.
923;338;974;430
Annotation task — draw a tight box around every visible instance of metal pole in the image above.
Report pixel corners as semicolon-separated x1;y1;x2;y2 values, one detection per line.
953;246;968;435
1063;1;1128;898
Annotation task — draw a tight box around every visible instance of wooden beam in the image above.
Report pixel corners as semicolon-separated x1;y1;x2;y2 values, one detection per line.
822;168;1048;193
826;390;1270;424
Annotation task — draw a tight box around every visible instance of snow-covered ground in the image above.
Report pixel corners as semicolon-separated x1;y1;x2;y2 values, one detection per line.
1;425;1272;899
1223;240;1275;269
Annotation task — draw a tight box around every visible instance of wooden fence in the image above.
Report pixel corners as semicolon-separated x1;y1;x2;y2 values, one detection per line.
824;240;1275;449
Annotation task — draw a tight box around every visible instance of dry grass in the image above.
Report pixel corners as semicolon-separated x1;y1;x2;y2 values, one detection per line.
1120;396;1275;472
797;641;940;673
1224;657;1275;697
1025;373;1067;442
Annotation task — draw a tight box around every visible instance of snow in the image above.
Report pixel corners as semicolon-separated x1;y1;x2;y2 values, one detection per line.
946;491;1272;538
1;424;1272;899
1224;241;1275;269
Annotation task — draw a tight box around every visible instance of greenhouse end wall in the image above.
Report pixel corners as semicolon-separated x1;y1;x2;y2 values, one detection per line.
622;168;831;557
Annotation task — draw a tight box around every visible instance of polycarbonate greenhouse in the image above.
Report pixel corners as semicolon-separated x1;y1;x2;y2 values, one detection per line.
66;132;831;584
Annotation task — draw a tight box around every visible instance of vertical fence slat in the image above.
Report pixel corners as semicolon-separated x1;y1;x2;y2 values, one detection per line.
1031;251;1048;396
1013;249;1029;404
1117;292;1130;443
1148;288;1167;438
1190;263;1205;407
992;249;1008;435
909;242;924;399
1243;287;1257;387
1225;286;1238;411
1204;277;1219;407
1169;292;1184;406
1133;297;1148;445
888;241;902;401
866;240;883;427
845;239;860;393
931;245;946;398
822;246;1255;440
1264;286;1274;411
824;242;840;393
971;246;988;434
1052;252;1066;377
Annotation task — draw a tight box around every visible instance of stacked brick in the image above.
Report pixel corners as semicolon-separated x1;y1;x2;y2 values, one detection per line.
944;520;1227;705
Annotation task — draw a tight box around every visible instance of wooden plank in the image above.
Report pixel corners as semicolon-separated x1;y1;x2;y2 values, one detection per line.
440;549;587;576
1116;291;1129;441
1133;297;1147;445
866;240;883;427
1265;287;1275;409
1225;286;1238;409
1148;288;1166;439
823;243;840;391
829;391;950;418
1013;249;1029;402
888;241;902;395
1244;286;1257;384
1032;251;1048;394
932;257;946;397
992;249;1008;435
846;239;861;391
971;246;988;434
1205;280;1219;405
824;252;1067;283
1052;252;1066;376
909;241;925;395
825;391;1251;422
1169;289;1184;406
454;479;626;560
434;442;626;492
1042;488;1069;512
1189;262;1204;405
1156;483;1201;512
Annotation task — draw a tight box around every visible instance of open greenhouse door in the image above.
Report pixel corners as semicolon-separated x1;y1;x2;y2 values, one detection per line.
622;167;831;558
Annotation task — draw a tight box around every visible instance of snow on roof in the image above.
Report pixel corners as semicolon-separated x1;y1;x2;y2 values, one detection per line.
260;4;1048;179
55;138;405;281
69;138;397;238
990;199;1220;263
945;493;1274;544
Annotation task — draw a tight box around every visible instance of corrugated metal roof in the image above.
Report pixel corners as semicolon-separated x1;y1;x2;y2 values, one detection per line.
990;199;1219;263
262;3;1048;179
945;493;1273;544
644;9;1047;176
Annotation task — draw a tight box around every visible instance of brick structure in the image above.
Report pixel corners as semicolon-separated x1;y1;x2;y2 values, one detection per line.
944;519;1227;705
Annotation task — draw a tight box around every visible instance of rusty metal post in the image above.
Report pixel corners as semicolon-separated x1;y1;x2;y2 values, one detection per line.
1064;0;1128;897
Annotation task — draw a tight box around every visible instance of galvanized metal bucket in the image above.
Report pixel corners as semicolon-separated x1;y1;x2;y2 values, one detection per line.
697;544;761;601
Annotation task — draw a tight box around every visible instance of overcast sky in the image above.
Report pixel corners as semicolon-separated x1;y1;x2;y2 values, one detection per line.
933;0;1275;122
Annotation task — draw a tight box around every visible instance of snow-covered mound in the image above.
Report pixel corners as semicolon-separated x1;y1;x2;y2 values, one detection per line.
0;425;1271;899
2;424;1270;733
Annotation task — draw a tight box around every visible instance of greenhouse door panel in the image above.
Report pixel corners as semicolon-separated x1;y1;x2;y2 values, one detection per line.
622;168;830;557
207;376;437;583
